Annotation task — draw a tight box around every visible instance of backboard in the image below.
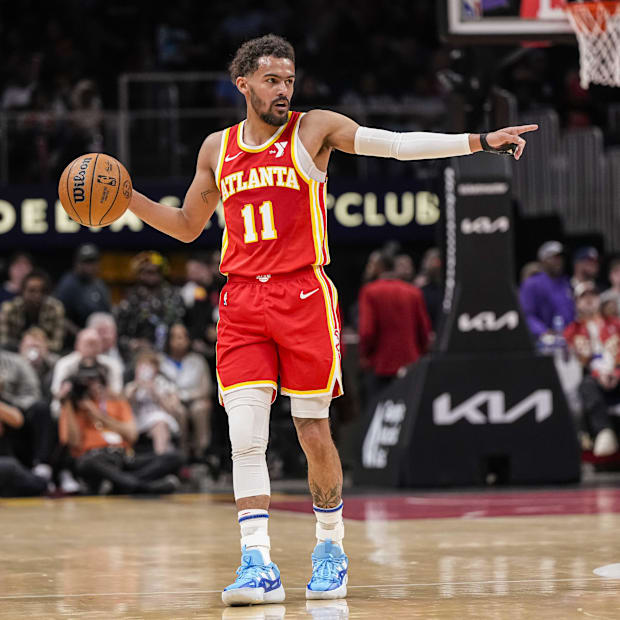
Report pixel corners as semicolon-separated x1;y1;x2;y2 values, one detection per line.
440;0;575;44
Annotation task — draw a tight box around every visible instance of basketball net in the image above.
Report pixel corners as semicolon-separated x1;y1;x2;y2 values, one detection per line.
565;1;620;88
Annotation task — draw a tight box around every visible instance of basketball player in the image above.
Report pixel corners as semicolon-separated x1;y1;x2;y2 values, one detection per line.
128;34;537;606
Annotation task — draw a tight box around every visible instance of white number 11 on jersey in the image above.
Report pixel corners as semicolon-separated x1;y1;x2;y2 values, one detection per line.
241;201;278;243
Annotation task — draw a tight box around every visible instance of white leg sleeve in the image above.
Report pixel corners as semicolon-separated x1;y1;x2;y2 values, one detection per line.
290;394;332;419
223;387;272;500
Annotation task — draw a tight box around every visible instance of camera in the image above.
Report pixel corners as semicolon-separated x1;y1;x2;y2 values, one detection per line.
66;362;107;405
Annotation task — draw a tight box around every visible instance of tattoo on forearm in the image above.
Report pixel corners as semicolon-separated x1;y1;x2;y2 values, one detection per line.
310;482;342;508
201;189;216;203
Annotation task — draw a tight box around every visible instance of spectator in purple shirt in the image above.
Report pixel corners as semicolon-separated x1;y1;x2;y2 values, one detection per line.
519;241;576;339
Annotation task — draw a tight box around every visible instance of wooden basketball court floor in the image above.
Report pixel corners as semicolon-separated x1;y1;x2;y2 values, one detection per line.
2;487;620;619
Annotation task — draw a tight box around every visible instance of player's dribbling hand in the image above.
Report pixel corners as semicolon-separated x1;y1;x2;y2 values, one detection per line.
485;124;539;160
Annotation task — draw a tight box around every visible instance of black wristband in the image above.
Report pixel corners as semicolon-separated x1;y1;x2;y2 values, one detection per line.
480;133;517;156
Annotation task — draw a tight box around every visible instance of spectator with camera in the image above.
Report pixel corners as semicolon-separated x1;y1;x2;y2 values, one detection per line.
160;323;212;461
0;269;65;353
564;281;620;457
59;361;182;494
51;327;123;418
124;351;183;455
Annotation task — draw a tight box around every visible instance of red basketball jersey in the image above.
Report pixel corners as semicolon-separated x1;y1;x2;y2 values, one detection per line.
215;111;330;276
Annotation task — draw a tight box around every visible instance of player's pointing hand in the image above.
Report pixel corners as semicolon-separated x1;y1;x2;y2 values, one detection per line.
484;124;539;161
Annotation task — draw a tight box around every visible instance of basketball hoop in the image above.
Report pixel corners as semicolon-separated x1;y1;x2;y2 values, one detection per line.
565;1;620;88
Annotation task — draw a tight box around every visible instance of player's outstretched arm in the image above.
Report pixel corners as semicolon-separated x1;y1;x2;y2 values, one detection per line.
311;110;538;161
128;132;222;243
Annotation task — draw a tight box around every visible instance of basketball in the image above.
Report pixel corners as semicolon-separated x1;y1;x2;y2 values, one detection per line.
58;153;132;227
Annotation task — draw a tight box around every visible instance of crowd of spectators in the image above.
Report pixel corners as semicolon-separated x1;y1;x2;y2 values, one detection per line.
0;245;222;497
519;240;620;459
4;233;620;497
2;1;608;183
355;238;620;465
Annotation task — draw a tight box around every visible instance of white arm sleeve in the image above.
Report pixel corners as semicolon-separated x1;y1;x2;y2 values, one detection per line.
354;126;472;160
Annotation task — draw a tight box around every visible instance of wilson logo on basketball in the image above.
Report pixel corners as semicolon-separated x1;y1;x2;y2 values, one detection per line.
72;157;92;203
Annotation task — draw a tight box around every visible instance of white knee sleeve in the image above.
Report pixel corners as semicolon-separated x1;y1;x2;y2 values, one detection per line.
223;387;272;500
290;394;332;419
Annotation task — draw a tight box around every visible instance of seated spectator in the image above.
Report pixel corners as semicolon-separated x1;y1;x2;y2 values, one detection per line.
86;312;124;374
601;257;620;317
124;351;182;455
54;244;111;338
0;252;33;304
59;361;181;494
600;289;620;319
115;251;185;357
19;327;59;401
0;387;48;498
0;348;54;480
414;248;443;330
51;328;123;418
160;323;212;461
0;269;65;353
181;253;219;357
0;456;48;497
358;251;432;401
520;241;575;341
564;281;620;456
571;246;600;290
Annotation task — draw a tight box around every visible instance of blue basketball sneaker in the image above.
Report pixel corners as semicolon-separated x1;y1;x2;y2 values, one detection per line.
222;547;285;606
306;540;349;600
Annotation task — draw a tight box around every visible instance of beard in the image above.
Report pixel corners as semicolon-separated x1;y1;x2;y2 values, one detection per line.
249;87;289;126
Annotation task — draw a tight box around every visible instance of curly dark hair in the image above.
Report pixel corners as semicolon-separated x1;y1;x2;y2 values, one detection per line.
229;34;295;82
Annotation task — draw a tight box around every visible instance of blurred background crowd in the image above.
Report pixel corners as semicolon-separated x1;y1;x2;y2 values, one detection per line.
3;0;620;497
2;0;617;182
1;235;620;497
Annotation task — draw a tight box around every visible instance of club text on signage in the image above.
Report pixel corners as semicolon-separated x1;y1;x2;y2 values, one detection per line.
0;190;440;236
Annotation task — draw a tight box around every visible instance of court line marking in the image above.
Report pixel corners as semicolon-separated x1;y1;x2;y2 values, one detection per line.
0;577;611;600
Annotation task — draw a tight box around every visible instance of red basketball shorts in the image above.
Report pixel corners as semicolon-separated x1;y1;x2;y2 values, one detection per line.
216;266;343;402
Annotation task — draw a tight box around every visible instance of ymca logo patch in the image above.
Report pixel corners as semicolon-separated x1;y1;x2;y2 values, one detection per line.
269;141;288;158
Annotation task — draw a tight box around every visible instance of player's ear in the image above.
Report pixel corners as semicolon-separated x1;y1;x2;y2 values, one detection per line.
236;76;248;96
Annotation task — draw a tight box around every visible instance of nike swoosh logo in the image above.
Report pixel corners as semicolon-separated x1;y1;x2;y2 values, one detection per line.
225;153;242;162
300;288;320;300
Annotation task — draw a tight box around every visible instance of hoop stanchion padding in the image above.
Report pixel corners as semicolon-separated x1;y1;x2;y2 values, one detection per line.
566;1;620;88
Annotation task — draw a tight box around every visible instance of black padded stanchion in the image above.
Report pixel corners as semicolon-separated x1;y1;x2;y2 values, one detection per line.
355;155;580;487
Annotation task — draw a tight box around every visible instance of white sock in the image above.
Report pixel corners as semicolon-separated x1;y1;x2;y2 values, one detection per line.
238;509;271;564
313;501;344;551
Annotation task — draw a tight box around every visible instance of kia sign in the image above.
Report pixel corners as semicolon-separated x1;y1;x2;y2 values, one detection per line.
433;390;553;425
438;157;533;353
460;216;509;234
355;355;580;487
457;310;519;332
